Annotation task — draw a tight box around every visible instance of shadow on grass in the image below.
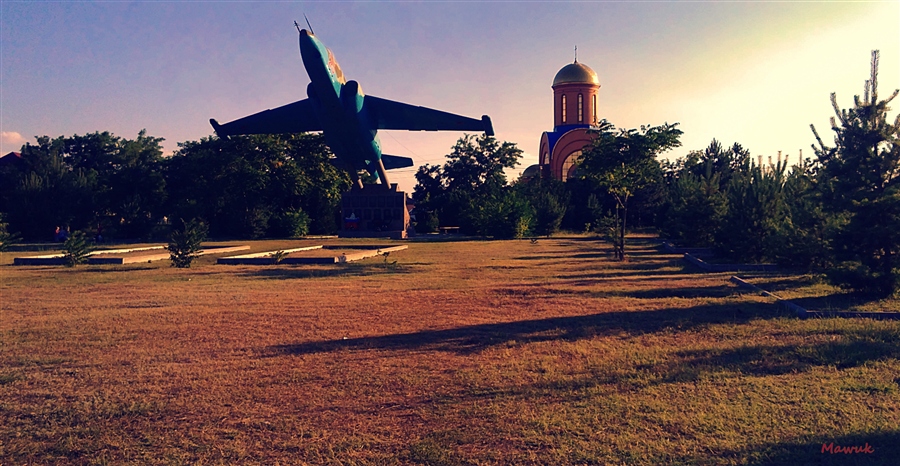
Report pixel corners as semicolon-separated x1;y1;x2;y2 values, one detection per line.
491;282;740;300
239;263;414;280
512;325;900;399
80;264;161;273
747;274;818;291
569;252;612;259
264;301;784;357
659;331;900;382
559;265;698;281
622;250;682;258
514;254;581;261
590;283;740;299
515;248;668;263
791;292;887;313
715;430;900;466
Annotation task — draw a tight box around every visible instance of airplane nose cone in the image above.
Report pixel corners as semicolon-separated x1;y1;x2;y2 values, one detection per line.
298;29;312;50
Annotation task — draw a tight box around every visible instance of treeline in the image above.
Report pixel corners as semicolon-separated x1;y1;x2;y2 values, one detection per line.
0;132;350;242
413;52;898;296
411;125;678;246
660;52;898;296
412;134;551;239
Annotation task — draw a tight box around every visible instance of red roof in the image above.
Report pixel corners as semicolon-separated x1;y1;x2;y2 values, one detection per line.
0;151;23;167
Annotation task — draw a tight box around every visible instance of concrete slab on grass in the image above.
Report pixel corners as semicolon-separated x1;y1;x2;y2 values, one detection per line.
14;245;166;265
218;245;407;265
217;246;323;265
14;245;250;266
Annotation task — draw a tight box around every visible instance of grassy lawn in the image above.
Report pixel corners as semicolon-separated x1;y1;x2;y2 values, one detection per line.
1;236;898;465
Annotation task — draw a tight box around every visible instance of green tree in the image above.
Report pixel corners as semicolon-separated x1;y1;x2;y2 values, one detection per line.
282;133;351;234
469;189;533;239
771;157;834;269
1;131;167;241
579;121;682;260
412;164;444;233
658;140;751;247
166;133;349;238
3;137;98;240
515;177;569;237
107;131;167;238
658;139;751;247
810;50;900;295
442;134;521;194
64;130;168;239
0;213;20;252
660;170;727;247
714;161;791;263
412;134;523;235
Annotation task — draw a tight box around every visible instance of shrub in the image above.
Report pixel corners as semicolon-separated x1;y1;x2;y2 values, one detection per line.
62;231;93;267
268;209;310;238
470;190;533;239
0;213;20;252
168;218;208;268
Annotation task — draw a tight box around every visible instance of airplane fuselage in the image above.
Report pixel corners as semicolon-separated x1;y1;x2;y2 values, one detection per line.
298;30;387;184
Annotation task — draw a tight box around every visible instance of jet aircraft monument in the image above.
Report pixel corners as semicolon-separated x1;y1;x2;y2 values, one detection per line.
210;24;494;190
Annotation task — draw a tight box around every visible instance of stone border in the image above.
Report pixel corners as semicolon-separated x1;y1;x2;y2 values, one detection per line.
729;276;900;320
729;276;808;317
217;245;408;265
683;253;780;273
659;241;713;256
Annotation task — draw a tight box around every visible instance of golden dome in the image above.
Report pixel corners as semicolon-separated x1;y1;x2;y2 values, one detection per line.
553;61;599;86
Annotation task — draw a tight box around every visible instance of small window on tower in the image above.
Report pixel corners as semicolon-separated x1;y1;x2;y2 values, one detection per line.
593;94;597;123
561;95;567;124
578;94;584;123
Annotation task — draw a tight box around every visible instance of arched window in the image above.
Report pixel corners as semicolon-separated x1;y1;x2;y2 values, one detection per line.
578;94;583;123
561;94;567;124
592;94;597;123
561;150;582;182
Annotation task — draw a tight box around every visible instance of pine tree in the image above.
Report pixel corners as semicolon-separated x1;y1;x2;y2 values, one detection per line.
810;50;900;296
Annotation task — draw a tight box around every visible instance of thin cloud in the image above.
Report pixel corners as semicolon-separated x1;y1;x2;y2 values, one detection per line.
1;131;27;151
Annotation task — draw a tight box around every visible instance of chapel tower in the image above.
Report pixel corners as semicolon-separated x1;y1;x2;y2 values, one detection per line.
530;56;603;182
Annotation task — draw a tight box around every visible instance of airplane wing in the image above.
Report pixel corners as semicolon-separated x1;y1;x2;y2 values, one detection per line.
210;99;322;137
364;95;494;136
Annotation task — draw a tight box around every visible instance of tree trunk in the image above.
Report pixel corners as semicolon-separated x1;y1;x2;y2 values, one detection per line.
619;204;627;261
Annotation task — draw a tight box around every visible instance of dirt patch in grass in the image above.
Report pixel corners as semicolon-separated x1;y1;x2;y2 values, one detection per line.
2;235;898;465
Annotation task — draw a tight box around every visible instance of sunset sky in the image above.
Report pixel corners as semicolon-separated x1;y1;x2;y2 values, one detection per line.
2;1;897;191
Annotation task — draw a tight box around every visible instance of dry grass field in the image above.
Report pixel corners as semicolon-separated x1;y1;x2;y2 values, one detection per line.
1;236;898;465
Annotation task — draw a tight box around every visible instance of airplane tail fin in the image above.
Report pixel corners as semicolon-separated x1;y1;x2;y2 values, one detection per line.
381;154;414;170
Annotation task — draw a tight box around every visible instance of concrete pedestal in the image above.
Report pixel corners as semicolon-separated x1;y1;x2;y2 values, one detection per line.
339;183;410;239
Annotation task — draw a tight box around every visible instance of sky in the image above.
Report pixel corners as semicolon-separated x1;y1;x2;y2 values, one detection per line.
2;1;898;192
